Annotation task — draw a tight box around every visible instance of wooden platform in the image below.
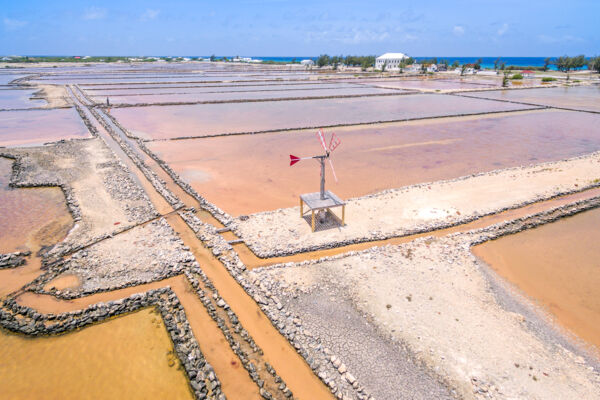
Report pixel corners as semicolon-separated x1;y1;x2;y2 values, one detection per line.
300;191;346;232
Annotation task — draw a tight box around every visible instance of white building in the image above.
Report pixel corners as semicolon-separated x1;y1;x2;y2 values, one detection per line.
375;53;409;70
301;59;315;67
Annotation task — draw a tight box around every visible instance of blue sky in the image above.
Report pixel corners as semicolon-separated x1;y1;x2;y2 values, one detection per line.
1;0;598;56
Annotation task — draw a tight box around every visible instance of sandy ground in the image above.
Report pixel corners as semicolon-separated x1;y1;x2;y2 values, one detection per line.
234;152;600;256
4;138;158;254
33;84;71;108
252;232;600;399
52;218;196;293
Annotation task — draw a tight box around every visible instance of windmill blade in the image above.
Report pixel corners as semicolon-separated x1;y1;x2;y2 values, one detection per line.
289;154;313;166
316;129;328;152
328;158;338;183
328;132;341;152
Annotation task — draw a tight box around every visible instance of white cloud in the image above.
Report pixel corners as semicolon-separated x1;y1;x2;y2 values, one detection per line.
537;34;583;44
83;7;106;20
497;23;508;36
141;9;160;21
3;18;27;30
453;25;465;36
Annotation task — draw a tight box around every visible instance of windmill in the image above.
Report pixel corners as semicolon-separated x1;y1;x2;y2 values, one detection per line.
290;129;346;232
290;129;341;200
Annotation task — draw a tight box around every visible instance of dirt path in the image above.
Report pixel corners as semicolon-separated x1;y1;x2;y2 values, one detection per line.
65;88;334;399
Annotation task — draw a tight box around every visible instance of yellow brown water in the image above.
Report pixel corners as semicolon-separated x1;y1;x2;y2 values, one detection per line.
17;275;261;399
164;214;334;399
238;187;600;269
54;94;333;399
472;207;600;351
0;157;72;297
0;308;194;400
147;109;600;216
43;274;81;291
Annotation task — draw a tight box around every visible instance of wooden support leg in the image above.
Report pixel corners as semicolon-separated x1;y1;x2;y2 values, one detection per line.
342;205;345;226
300;198;303;217
311;210;315;232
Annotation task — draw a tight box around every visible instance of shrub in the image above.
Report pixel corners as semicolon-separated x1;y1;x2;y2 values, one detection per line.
511;73;523;80
541;77;556;82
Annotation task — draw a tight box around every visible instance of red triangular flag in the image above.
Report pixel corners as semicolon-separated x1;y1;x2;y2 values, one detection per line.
290;155;300;166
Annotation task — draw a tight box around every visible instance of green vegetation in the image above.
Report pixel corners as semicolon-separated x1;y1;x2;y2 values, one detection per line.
555;55;587;80
589;56;600;73
316;54;386;69
511;73;523;80
502;72;509;87
543;57;552;71
493;58;500;70
541;77;557;82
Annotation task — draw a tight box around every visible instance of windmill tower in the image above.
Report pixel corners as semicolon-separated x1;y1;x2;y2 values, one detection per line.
290;129;346;232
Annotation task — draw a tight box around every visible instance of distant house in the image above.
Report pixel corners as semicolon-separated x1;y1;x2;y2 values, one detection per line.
436;64;447;72
406;63;421;73
375;53;409;70
427;64;438;73
521;70;535;78
301;59;315;67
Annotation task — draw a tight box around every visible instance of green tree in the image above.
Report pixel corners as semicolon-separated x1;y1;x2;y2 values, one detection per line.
420;63;427;74
474;58;483;70
502;71;509;87
316;54;330;67
452;60;459;69
381;61;387;72
554;55;585;80
500;62;506;70
494;58;500;70
543;57;551;71
589;56;600;73
460;64;467;76
570;54;586;70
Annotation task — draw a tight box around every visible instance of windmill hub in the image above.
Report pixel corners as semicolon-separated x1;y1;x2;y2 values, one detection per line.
290;129;346;232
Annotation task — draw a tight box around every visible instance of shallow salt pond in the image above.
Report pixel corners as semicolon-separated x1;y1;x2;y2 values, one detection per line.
0;88;46;109
92;86;402;105
147;109;600;215
114;93;535;140
0;308;194;400
0;108;91;147
367;78;498;91
84;82;363;96
472;207;600;351
467;85;600;112
0;157;72;254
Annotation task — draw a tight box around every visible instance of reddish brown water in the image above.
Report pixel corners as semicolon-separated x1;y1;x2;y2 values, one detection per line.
0;308;194;400
473;207;600;351
91;87;400;105
147;110;600;215
113;94;534;140
467;86;600;112
0;109;90;147
0;157;72;254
